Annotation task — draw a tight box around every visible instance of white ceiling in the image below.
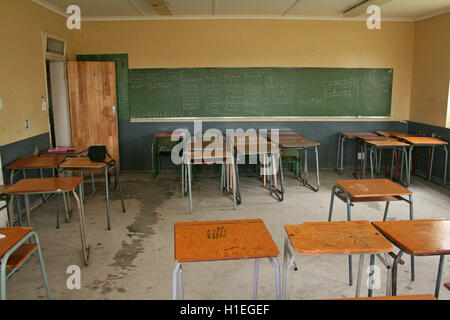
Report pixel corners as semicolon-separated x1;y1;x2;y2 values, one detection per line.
33;0;450;21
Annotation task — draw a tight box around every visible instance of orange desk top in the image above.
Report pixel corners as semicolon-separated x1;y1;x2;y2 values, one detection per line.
331;294;437;300
365;139;410;147
40;148;87;156
372;219;450;256
0;185;9;195
188;138;227;151
341;132;378;139
174;219;279;263
375;131;422;139
0;227;33;259
285;221;393;255
335;179;412;198
279;138;320;147
4;177;83;194
401;136;448;146
6;156;66;170
59;156;108;169
154;132;186;139
184;150;234;162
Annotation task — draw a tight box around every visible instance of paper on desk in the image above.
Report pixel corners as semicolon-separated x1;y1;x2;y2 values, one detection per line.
0;234;5;239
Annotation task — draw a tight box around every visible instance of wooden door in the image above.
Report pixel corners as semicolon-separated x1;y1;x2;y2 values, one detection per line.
66;61;120;169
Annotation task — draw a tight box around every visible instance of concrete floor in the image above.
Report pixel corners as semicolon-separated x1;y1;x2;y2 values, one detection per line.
5;167;450;300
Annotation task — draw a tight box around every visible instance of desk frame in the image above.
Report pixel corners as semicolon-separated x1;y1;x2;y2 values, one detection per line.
59;157;126;231
328;182;414;286
0;230;51;300
5;180;90;266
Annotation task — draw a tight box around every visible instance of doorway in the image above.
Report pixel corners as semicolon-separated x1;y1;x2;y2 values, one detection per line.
45;60;72;148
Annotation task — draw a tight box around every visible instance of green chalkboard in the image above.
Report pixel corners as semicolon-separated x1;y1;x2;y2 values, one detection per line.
129;67;393;118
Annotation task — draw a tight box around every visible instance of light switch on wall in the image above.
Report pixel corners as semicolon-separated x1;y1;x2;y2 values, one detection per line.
0;98;3;110
41;96;47;111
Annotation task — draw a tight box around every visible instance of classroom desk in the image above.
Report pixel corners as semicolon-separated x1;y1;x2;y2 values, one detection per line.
353;135;400;179
335;132;379;174
365;139;410;185
401;136;448;186
172;219;280;300
328;179;414;286
230;134;285;202
275;136;320;192
282;221;393;300
182;149;236;214
372;219;450;298
59;156;126;230
6;156;69;226
0;185;9;213
3;177;90;266
152;132;186;178
0;227;51;300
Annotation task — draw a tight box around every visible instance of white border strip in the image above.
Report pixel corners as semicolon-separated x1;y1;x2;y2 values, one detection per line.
130;116;391;123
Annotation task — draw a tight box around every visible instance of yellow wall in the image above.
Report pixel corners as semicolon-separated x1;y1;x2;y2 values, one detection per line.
71;19;415;121
410;12;450;128
0;0;70;146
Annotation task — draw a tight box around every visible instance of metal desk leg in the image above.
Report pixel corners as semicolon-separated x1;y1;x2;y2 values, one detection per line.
368;254;375;297
253;258;259;299
328;185;336;222
282;233;296;300
24;194;31;227
336;133;341;172
187;161;193;214
172;263;182;300
235;157;242;205
32;231;51;299
434;255;445;298
231;161;237;210
113;162;126;213
104;166;111;230
409;194;415;281
369;148;375;179
383;201;390;221
391;250;404;296
345;190;353;286
181;163;185;198
72;187;90;266
268;257;281;300
407;146;413;186
355;254;365;298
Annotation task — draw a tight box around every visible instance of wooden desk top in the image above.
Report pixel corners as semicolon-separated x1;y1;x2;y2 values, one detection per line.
233;137;279;155
341;132;378;139
59;156;108;169
375;131;422;138
0;227;33;259
279;138;320;147
154;132;186;139
372;219;450;256
174;219;279;263
6;156;67;170
331;294;437;300
365;139;410;147
184;150;234;162
335;179;412;198
188;138;227;151
0;185;9;195
401;136;448;146
285;221;393;255
4;177;83;194
40;147;87;156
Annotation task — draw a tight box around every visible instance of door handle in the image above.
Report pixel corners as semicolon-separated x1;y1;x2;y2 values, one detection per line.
112;105;116;116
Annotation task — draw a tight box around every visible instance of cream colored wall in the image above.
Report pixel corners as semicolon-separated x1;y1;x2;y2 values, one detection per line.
0;0;71;146
410;12;450;128
71;19;415;121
